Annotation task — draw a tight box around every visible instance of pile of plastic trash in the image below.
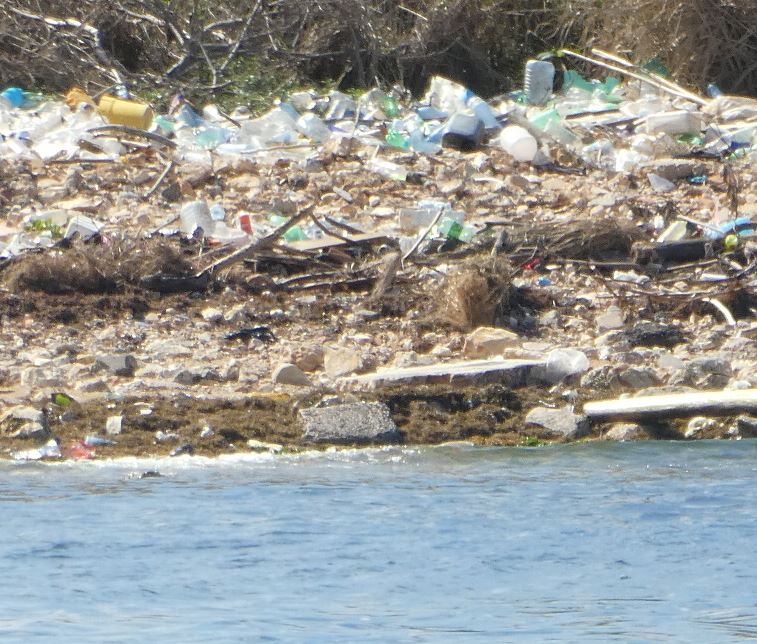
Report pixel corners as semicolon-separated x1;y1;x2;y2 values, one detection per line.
1;50;755;259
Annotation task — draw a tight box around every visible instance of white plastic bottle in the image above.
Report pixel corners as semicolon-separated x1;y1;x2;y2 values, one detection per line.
524;60;555;105
499;125;538;162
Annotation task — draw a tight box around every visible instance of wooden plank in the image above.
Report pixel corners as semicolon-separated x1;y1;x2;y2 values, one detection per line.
584;389;757;420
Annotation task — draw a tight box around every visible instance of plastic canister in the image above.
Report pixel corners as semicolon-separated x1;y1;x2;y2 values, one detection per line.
441;112;484;151
97;94;154;130
524;60;555;105
643;110;703;136
466;96;500;129
499;125;537;162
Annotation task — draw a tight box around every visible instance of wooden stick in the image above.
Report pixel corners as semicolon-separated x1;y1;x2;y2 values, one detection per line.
401;207;445;264
144;159;175;198
560;49;707;106
195;205;313;278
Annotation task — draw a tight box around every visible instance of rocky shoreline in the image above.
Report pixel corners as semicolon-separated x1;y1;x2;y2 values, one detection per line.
1;85;756;460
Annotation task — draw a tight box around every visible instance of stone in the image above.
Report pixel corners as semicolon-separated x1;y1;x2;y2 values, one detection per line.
105;415;123;435
671;357;732;388
604;423;644;441
94;354;137;377
580;366;620;391
300;402;401;444
272;363;313;387
247;439;283;453
617;367;660;390
620;323;686;348
685;416;717;438
201;307;224;323
524;405;589;439
324;346;363;378
596;306;624;331
174;368;224;385
10;421;48;440
463;326;520;358
735;415;757;438
0;406;45;427
287;344;324;372
642;159;707;181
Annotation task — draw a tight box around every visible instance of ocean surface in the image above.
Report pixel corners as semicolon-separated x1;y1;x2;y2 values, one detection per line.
0;440;755;643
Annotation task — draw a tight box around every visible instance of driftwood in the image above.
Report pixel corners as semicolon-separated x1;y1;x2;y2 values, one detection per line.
195;206;314;279
584;389;757;420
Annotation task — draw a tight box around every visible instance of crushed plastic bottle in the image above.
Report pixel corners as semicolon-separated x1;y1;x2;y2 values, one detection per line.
438;216;476;242
268;213;308;242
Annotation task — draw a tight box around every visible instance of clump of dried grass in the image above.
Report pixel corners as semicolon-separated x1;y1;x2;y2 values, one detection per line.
565;0;757;95
436;257;513;331
4;237;195;295
516;219;644;261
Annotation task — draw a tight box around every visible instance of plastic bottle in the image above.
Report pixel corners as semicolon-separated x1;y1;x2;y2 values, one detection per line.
385;128;410;149
524;60;555;105
268;213;308;242
296;113;331;143
381;94;401;118
438;216;476;242
195;125;231;149
368;159;408;181
499;125;537;162
1;87;26;108
466;95;500;129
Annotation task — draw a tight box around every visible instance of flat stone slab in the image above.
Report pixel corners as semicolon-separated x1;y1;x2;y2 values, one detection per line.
339;358;544;390
300;402;401;444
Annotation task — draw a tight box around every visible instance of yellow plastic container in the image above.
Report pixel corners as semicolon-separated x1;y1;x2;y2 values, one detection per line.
97;94;154;130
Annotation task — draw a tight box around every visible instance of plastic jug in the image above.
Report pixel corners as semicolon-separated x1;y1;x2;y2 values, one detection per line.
499;125;537;162
524;60;555;105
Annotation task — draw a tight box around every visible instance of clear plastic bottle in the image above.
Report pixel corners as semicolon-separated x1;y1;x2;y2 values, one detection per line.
524;60;555;105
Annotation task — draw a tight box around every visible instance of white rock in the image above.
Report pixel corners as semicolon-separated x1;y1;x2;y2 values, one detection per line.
272;363;313;387
685;416;717;438
596;306;624;331
463;326;520;358
324;346;363;378
201;307;224;323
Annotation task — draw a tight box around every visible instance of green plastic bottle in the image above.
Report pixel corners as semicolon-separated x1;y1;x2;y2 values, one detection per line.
268;213;308;242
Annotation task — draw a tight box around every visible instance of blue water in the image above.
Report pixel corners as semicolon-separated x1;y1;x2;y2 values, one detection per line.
1;441;756;643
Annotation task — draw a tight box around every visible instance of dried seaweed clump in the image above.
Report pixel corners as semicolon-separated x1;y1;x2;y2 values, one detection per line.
436;257;513;331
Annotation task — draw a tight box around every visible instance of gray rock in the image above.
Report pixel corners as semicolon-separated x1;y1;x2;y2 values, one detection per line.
735;415;757;438
671;357;732;388
272;363;313;387
10;421;48;440
581;366;619;391
604;423;644;441
685;416;717;438
642;159;707;181
300;402;401;444
617;367;660;390
95;354;137;377
596;306;624;331
524;405;589;439
0;406;45;426
175;368;224;385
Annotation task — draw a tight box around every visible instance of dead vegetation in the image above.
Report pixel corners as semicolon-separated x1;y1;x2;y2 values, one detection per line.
3;236;196;295
2;0;753;108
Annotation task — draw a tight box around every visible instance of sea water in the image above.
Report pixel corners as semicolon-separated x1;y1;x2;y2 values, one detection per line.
0;441;755;642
